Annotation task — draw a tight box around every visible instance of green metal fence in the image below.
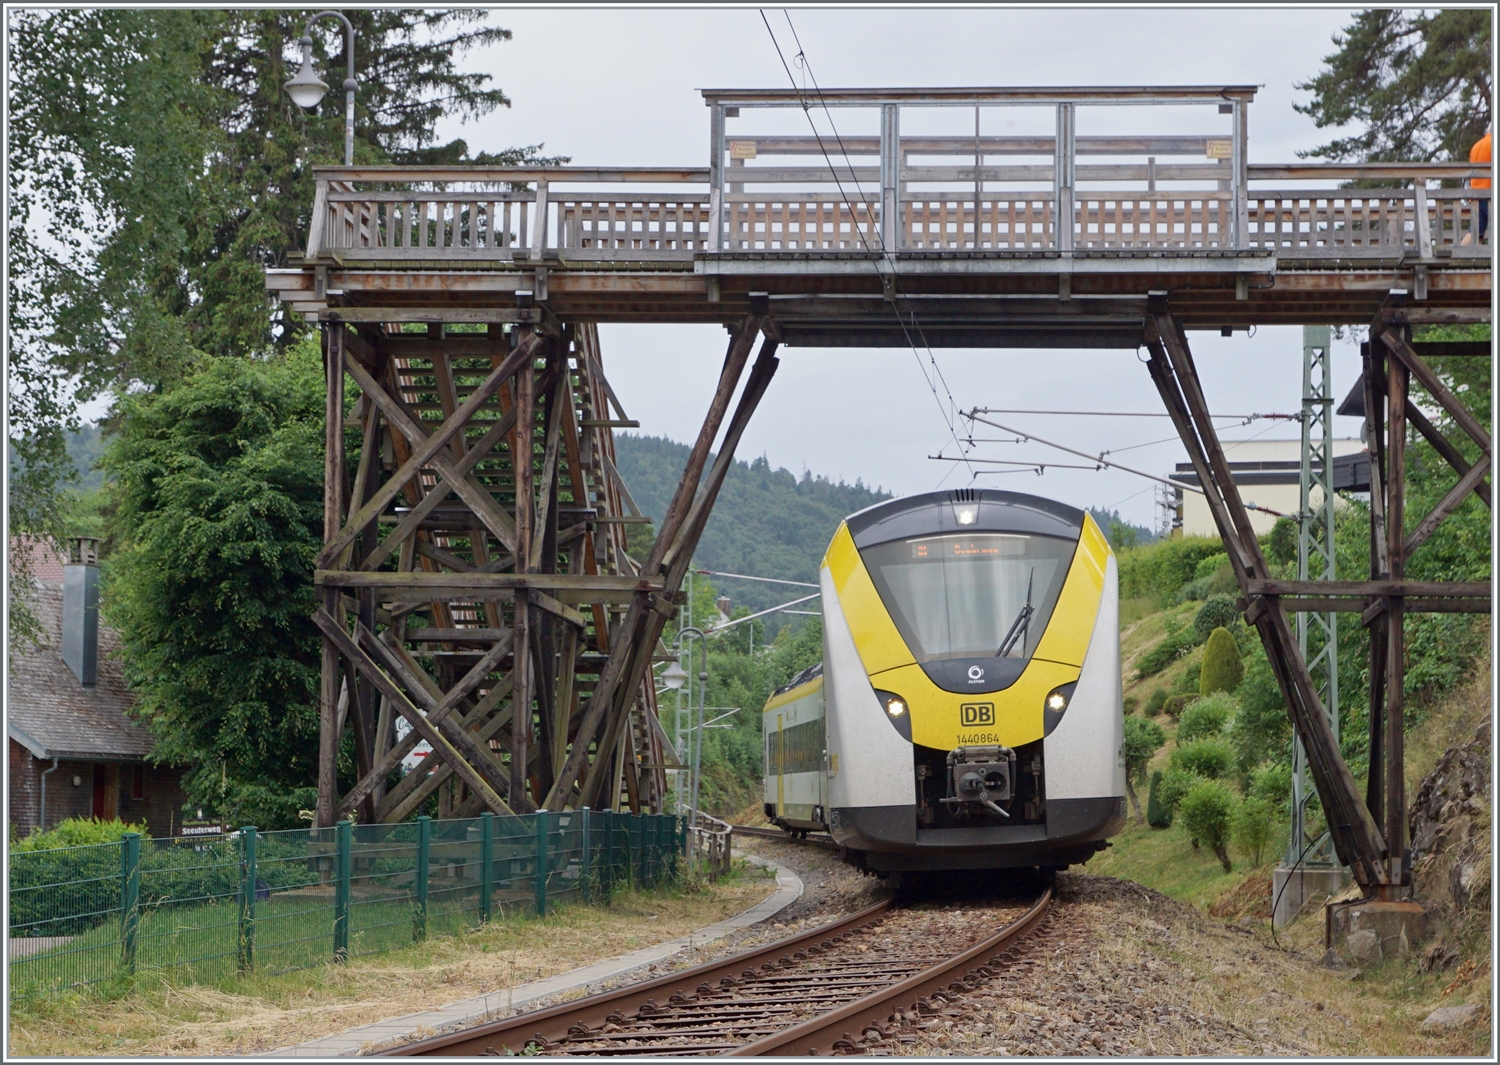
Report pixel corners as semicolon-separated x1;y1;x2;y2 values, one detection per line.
9;810;685;1001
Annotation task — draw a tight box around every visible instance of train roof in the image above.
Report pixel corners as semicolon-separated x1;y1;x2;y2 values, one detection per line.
844;488;1085;549
770;661;823;699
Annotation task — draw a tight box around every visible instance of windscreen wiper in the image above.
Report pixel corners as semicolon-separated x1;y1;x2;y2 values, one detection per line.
996;568;1034;658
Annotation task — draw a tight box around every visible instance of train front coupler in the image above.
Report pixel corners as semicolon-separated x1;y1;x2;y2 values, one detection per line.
939;745;1018;820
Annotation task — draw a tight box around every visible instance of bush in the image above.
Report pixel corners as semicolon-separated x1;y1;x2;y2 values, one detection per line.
1123;715;1167;823
1233;794;1275;866
1193;594;1242;643
1172;655;1203;696
1161;693;1198;719
1123;695;1140;716
1171;739;1234;779
1194;552;1229;581
1179;779;1237;872
1178;691;1237;743
1266;517;1298;567
1155;766;1203;820
1200;626;1245;694
1135;631;1192;677
1249;763;1293;818
1145;770;1172;828
1174;574;1215;604
1117;537;1226;600
12;817;146;851
1227;647;1293;770
1144;688;1168;716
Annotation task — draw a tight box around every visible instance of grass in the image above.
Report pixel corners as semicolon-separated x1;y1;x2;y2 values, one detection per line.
1092;817;1272;912
7;866;777;1057
1100;595;1492;1057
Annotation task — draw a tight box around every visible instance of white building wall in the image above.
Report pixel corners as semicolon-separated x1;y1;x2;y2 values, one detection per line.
1177;439;1365;538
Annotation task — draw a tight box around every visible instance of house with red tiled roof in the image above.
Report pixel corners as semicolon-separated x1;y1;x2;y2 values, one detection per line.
8;538;187;838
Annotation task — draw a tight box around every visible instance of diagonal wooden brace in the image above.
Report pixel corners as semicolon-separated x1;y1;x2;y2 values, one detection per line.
334;629;513;819
311;606;514;817
375;677;516;823
317;331;542;568
542;313;764;811
1145;299;1389;889
581;334;782;810
1380;331;1491;457
341;353;520;552
358;624;517;798
1403;456;1491;563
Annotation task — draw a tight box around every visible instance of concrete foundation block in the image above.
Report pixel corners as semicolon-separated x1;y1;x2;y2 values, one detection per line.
1271;864;1350;929
1327;898;1428;964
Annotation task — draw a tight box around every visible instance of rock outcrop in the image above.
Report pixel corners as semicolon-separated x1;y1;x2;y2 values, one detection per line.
1407;719;1491;963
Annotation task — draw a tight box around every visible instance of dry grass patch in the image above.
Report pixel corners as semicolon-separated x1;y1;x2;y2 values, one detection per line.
897;875;1490;1058
8;873;777;1057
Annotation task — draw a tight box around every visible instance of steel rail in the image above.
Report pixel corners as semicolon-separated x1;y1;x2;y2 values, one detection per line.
727;885;1050;1055
729;824;841;852
381;886;1052;1057
375;899;894;1056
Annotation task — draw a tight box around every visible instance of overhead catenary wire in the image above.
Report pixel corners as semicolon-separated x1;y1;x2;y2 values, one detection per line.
963;411;1287;518
694;568;819;590
760;10;976;481
970;408;1297;421
706;592;821;632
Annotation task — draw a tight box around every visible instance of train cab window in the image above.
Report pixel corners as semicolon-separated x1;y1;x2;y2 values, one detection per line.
862;533;1077;662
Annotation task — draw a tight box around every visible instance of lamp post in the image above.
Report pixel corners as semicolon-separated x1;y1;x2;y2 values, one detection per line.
284;11;357;167
663;626;708;866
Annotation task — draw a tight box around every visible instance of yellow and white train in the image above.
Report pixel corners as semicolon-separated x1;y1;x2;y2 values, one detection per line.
763;488;1125;872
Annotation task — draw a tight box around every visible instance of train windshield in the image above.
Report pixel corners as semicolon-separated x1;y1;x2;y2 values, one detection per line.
862;533;1077;663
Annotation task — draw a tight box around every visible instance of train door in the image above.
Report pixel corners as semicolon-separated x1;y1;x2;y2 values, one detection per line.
776;713;785;814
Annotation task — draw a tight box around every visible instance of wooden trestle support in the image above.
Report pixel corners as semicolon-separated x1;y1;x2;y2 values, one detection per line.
310;299;778;827
1144;293;1490;896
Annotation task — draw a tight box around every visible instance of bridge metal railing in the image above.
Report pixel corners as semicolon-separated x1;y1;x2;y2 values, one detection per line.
8;810;685;1002
302;84;1490;262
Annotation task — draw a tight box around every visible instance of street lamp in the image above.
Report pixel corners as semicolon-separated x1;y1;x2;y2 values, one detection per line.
284;11;357;167
661;659;688;691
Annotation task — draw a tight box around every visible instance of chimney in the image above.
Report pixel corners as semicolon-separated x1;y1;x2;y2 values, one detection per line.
62;537;100;687
716;595;732;618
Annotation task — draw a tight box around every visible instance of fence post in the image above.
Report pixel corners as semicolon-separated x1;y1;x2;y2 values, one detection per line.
600;810;613;897
333;820;351;962
238;826;257;972
629;814;642;888
534;811;549;917
580;808;592;904
119;832;141;974
415;815;430;941
479;811;494;924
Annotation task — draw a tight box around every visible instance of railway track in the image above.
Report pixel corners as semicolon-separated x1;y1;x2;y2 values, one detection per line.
377;888;1051;1057
728;824;841;852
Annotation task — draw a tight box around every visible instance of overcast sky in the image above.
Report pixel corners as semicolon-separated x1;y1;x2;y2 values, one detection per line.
433;5;1372;531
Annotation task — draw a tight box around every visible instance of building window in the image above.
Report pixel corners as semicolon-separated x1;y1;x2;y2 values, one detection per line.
132;765;145;801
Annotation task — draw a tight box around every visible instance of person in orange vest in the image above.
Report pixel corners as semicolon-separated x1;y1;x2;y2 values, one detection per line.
1469;127;1491;243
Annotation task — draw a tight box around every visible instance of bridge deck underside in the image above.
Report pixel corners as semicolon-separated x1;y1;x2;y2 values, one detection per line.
270;254;1489;344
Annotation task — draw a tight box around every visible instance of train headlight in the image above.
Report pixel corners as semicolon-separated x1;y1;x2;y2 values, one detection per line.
874;689;913;742
955;504;978;525
1043;682;1078;737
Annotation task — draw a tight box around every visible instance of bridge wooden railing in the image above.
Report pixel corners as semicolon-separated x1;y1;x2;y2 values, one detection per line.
305;163;1490;260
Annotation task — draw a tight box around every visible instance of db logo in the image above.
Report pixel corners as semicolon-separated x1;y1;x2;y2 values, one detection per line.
960;703;995;727
967;665;985;681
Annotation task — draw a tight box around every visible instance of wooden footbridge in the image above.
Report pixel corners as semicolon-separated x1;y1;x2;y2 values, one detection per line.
265;86;1490;900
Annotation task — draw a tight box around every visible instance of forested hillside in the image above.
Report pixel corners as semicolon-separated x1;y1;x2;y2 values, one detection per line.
614;434;889;617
